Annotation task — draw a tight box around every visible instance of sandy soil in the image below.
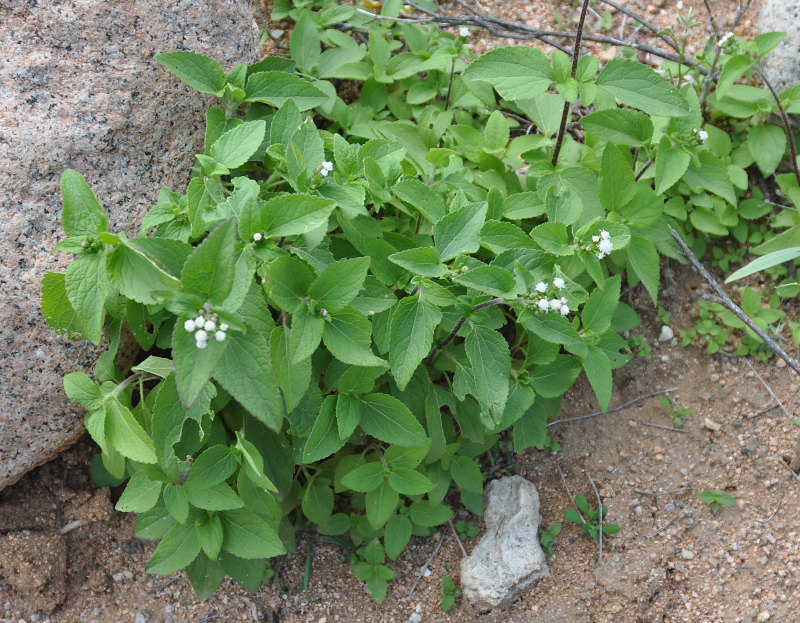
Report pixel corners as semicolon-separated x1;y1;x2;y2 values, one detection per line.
5;1;800;622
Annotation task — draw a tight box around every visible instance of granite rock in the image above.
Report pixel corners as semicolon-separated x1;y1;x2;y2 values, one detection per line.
0;0;260;490
759;1;800;94
461;475;549;612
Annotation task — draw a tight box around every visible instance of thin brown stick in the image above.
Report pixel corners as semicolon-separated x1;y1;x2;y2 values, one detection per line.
647;514;679;539
600;0;678;52
557;464;585;523
586;471;603;563
643;421;689;433
548;387;678;427
406;531;446;600
701;0;722;36
427;297;505;364
742;358;792;421
670;226;800;376
448;519;469;558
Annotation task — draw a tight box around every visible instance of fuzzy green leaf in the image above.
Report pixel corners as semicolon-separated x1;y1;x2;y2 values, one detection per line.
465;324;510;422
222;507;286;559
358;393;428;446
60;169;108;237
155;51;225;95
389;296;442;391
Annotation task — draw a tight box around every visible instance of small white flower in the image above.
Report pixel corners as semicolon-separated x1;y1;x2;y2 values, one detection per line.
252;232;262;242
368;310;375;316
560;297;568;305
195;329;208;343
320;168;329;177
676;0;683;9
459;26;470;38
599;239;614;255
560;304;570;316
600;229;610;241
549;298;562;311
184;319;196;332
718;31;734;47
321;308;328;317
538;298;550;312
592;235;600;243
697;129;709;142
215;330;226;342
598;252;606;260
194;315;205;327
219;323;229;332
196;340;208;349
203;320;216;332
553;277;565;290
322;161;334;172
535;281;548;293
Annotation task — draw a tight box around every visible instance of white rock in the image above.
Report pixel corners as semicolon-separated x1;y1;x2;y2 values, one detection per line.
460;476;549;612
658;325;674;342
681;548;695;560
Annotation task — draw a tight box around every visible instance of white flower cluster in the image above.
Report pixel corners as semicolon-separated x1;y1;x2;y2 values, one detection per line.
718;31;734;47
459;26;470;38
530;277;569;316
592;229;614;260
252;232;263;243
692;128;709;143
319;161;334;177
184;312;228;349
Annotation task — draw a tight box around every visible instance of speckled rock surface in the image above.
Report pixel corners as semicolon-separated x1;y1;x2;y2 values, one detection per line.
0;0;260;491
759;0;800;94
461;475;549;612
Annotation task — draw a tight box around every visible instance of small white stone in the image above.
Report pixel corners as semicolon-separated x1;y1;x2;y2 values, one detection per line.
658;325;674;342
112;572;124;582
422;567;431;577
681;548;694;560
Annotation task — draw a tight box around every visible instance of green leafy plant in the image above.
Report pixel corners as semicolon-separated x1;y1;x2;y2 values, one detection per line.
455;519;478;540
539;522;562;555
441;572;462;612
698;488;736;513
563;494;620;542
40;0;797;603
656;306;672;325
659;396;693;427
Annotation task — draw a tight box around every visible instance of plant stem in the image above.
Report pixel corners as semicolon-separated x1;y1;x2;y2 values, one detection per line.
635;159;654;181
756;68;800;191
552;0;591;167
426;297;506;364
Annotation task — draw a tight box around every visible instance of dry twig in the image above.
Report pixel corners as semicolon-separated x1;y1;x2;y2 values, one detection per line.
548;387;678;427
586;471;603;563
448;518;469;558
643;421;689;433
406;532;446;600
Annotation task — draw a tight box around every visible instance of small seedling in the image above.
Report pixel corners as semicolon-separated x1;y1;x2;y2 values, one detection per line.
539;523;562;555
699;489;736;513
660;396;694;427
657;306;672;325
441;573;461;612
628;334;652;359
455;520;478;541
563;494;620;542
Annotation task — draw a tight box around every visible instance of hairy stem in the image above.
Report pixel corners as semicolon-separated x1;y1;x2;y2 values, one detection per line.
552;0;591;167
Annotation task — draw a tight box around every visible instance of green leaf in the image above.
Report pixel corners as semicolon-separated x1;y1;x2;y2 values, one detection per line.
208;121;267;169
172;318;228;409
366;480;399;529
41;272;82;339
748;125;786;177
244;72;328;110
581;344;613;411
726;247;800;282
519;311;587;357
147;519;201;575
389;296;442;391
387;467;434;495
384;514;413;559
270;325;312;412
214;328;283;431
358;393;428;446
462;46;552;101
434;203;487;260
465;324;510;422
581;275;621;334
717;53;754;98
63;371;103;410
596;58;690;117
529;356;582;398
309;257;370;313
181;218;237;304
303;396;345;463
185;482;244;511
302;480;334;525
221;552;267;592
627;236;660;305
107;238;187;305
393;179;447;224
683;151;736;205
409;500;453;527
480;220;538;254
323;307;387;367
155;51;225;95
60;169;109;237
115;472;163;513
449;455;483;493
241;194;336;240
341;461;385;492
336;393;362;439
655;137;691;194
388;248;448;278
599;144;636;212
580;109;654;146
235;432;278;493
453;265;517;298
290;9;321;72
134;505;176;540
184;445;238;491
105;399;157;464
484;109;510;152
163;484;190;524
186;552;225;599
222;507;286;559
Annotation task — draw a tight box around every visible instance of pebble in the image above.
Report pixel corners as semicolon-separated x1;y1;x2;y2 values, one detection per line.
658;325;674;342
408;614;422;623
165;606;172;614
123;570;133;580
733;419;743;428
319;618;327;623
634;505;643;516
746;440;757;452
681;548;695;560
758;612;771;621
270;29;285;40
30;617;40;623
135;615;146;623
665;503;676;512
112;572;124;582
766;534;777;544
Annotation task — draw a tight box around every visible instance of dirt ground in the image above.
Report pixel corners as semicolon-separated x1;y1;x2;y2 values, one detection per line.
5;1;800;622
